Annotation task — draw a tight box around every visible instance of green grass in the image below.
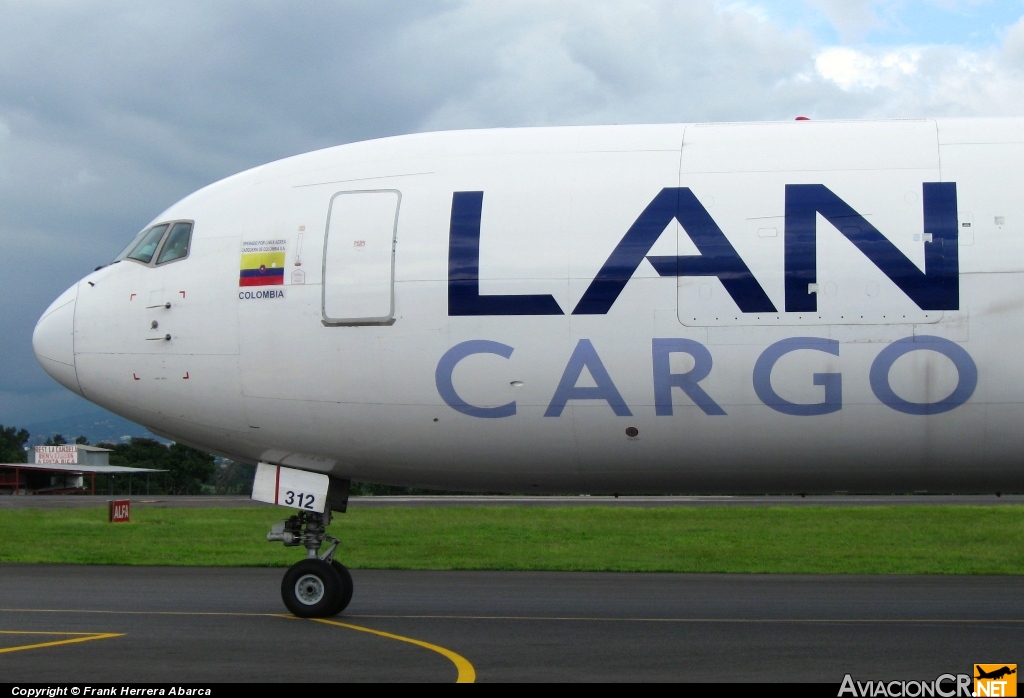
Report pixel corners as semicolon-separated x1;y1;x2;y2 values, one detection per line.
1;506;1022;574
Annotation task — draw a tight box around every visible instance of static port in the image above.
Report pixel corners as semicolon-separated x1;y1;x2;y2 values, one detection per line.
625;427;639;438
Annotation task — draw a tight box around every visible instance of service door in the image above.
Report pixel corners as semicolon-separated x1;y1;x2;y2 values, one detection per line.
322;189;401;324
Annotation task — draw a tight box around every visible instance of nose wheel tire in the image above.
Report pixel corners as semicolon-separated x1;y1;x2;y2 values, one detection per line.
331;560;354;614
282;559;352;618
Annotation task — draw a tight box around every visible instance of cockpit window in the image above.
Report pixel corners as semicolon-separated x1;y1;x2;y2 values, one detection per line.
156;222;192;265
113;228;151;262
112;220;195;267
125;224;169;264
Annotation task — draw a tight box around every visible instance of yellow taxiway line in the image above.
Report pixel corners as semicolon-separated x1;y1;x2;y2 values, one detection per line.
312;618;476;683
0;630;124;655
0;611;475;683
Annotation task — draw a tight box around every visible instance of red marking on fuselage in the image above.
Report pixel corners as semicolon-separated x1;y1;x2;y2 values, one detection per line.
179;291;186;298
274;466;281;505
129;293;136;301
133;373;140;381
183;372;190;380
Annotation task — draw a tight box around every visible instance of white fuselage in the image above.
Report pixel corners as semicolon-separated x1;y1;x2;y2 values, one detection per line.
33;119;1024;493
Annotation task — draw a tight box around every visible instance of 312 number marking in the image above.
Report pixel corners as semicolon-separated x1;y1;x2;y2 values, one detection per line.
283;490;315;510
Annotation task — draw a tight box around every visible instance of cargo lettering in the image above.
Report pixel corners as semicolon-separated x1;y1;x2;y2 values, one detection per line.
435;337;977;418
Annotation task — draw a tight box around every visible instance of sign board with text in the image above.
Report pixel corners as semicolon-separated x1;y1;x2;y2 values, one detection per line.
35;445;78;464
109;499;130;523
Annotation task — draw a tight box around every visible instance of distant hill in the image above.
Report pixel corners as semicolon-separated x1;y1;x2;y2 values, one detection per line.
22;409;164;446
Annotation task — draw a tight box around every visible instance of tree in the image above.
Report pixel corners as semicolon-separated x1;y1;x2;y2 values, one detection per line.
165;443;215;495
107;438;166;470
216;460;256;495
107;437;216;495
44;434;67;446
0;425;30;463
74;436;89;445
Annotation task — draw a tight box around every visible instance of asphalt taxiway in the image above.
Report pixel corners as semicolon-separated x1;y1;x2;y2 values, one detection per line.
1;565;1020;682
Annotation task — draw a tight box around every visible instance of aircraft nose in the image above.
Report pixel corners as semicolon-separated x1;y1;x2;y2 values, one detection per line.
33;283;83;396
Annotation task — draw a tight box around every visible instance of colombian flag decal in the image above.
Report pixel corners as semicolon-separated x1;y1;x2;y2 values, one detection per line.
240;240;286;287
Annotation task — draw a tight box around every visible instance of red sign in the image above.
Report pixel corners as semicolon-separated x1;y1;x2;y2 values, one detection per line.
109;499;130;523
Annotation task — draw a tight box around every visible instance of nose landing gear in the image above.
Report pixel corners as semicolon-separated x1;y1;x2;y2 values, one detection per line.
268;509;354;617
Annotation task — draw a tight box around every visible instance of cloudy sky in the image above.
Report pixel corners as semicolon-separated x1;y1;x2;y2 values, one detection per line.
2;0;1024;429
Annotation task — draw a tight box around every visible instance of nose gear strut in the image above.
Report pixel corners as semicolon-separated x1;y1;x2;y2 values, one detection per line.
267;510;340;562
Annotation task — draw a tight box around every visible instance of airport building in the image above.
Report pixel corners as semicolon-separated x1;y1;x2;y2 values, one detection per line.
0;444;165;495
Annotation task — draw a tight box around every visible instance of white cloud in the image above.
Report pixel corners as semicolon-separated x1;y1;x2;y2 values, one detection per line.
721;2;772;24
816;46;922;90
415;0;831;130
812;16;1024;117
807;0;882;40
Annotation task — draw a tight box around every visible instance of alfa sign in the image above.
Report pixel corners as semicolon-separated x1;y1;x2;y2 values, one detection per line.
109;499;130;523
